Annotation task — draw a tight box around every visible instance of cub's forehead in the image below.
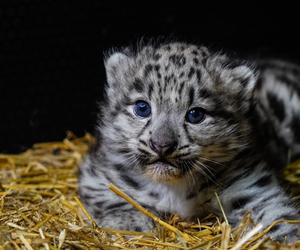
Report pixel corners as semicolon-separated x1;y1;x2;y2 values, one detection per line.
136;42;209;69
131;43;212;107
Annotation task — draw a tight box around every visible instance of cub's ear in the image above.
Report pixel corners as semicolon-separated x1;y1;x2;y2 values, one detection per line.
223;64;257;113
215;60;257;99
104;51;133;90
209;55;258;113
229;64;257;95
208;55;257;98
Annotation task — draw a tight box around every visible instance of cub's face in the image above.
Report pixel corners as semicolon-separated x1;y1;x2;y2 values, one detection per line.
101;43;256;183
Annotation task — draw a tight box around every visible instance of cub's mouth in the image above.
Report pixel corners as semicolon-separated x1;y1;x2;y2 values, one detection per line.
144;159;185;182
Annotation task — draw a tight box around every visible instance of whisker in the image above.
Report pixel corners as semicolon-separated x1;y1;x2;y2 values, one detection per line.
113;153;142;169
192;160;219;186
195;160;216;174
187;160;210;185
182;161;197;187
198;156;225;167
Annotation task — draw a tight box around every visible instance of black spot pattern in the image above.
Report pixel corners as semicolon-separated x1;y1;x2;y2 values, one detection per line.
188;67;195;79
169;54;186;67
139;139;147;146
117;147;131;154
252;175;272;187
193;58;199;65
95;201;105;208
183;123;194;143
178;81;185;97
267;93;285;122
291;116;300;142
120;173;141;189
188;87;195;106
148;83;154;100
196;69;201;81
113;164;124;171
259;191;280;205
231;196;252;210
186;191;197;200
199;88;211;98
164;75;172;84
137;120;151;137
106;202;128;210
138;148;151;156
191;50;198;55
153;53;161;61
269;224;281;233
154;64;161;72
135;226;142;232
149;192;159;198
132;78;144;93
144;64;154;78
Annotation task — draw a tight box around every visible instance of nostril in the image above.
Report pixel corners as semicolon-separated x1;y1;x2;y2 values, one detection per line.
149;139;159;153
165;141;178;155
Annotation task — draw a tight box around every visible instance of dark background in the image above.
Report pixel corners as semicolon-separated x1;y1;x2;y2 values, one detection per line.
1;1;300;153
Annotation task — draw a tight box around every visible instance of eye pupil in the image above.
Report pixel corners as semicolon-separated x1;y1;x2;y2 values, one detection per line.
186;108;205;124
133;101;151;118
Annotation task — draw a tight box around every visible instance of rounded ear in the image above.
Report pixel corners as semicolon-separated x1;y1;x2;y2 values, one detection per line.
104;52;132;87
230;65;257;95
226;64;257;113
210;56;258;113
105;52;129;72
208;54;257;97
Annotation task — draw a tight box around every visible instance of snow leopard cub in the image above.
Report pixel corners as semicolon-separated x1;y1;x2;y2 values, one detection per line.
79;42;300;242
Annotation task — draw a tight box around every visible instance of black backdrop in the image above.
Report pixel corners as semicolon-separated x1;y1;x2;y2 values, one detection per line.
1;1;300;153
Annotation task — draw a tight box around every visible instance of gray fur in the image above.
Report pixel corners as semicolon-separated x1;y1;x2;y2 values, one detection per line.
79;42;300;242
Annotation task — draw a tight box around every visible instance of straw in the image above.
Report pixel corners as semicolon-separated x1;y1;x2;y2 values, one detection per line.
0;133;299;249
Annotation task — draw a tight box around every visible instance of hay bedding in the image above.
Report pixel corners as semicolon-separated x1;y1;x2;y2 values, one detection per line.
0;133;299;250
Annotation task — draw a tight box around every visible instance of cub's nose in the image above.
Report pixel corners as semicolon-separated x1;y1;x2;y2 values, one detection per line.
149;138;178;156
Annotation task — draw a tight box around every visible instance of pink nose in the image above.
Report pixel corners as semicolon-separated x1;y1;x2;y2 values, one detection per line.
149;139;178;156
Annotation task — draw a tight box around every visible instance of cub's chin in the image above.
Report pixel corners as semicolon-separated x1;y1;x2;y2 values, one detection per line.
144;160;185;183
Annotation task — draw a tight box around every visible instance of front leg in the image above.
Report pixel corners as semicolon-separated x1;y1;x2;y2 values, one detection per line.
79;157;156;231
96;206;155;231
80;181;156;231
212;163;300;242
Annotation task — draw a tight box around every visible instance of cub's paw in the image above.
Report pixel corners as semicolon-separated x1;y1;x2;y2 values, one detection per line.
268;223;300;243
96;210;155;232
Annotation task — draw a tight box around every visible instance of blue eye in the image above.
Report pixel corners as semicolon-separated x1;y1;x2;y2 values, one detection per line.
186;107;205;124
133;100;151;118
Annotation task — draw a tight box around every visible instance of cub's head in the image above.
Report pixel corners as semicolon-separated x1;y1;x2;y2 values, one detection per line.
99;42;257;183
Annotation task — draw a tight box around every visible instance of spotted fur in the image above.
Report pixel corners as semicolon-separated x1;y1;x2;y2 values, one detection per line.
79;42;300;242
